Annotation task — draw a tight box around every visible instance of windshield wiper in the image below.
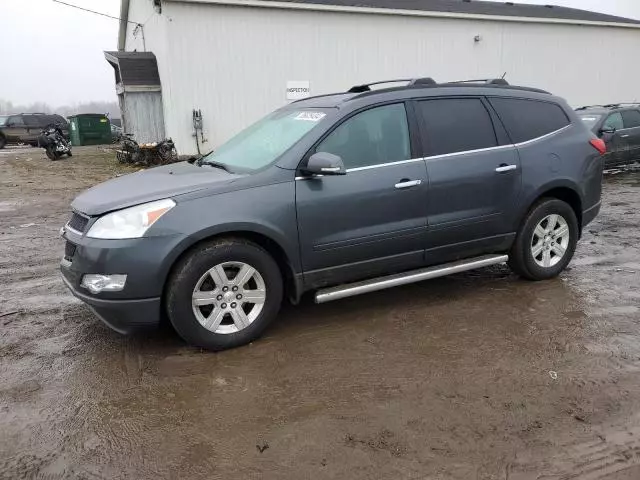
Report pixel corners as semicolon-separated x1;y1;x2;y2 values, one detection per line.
199;159;232;173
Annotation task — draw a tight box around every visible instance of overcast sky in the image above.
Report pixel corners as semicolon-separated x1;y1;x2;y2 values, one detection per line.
1;0;639;106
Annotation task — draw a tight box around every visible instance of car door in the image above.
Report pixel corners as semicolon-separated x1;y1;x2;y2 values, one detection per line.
296;102;428;288
600;112;628;166
415;97;522;263
620;109;640;162
4;115;28;143
22;115;42;144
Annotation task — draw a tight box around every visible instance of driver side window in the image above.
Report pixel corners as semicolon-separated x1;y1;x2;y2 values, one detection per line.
603;112;624;131
316;103;411;170
8;116;25;127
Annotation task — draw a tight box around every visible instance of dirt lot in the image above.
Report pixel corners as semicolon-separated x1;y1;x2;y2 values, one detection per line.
1;146;640;479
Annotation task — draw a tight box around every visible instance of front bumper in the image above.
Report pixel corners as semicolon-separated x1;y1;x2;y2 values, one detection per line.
59;227;185;334
61;272;161;334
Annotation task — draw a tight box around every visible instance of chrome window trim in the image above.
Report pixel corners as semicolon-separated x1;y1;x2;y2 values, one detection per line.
294;123;573;179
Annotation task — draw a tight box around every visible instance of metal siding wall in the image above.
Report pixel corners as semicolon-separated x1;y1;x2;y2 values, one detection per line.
137;2;640;154
123;92;166;143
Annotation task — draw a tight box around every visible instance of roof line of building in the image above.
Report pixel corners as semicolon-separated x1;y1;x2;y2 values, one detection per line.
165;0;640;29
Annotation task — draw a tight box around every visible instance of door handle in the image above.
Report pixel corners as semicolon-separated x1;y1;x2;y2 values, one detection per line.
395;179;422;189
621;134;631;138
495;164;517;173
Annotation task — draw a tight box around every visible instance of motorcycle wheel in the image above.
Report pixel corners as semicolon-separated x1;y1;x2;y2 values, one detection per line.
45;147;60;161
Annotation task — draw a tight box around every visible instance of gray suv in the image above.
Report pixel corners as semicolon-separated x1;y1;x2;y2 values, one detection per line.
61;78;605;351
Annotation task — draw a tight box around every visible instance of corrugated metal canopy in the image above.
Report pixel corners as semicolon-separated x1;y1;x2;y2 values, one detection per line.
104;52;161;86
168;0;640;25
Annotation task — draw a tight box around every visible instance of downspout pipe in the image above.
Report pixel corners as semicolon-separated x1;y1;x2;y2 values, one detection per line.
118;0;130;51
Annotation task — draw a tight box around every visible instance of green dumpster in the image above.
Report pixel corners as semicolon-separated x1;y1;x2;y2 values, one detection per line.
68;113;112;146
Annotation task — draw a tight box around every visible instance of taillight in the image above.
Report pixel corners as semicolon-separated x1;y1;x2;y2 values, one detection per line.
589;138;606;155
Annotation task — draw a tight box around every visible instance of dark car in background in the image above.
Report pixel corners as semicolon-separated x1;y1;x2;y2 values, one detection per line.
0;113;69;149
576;104;640;168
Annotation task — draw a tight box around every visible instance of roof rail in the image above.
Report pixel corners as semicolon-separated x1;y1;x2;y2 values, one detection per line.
576;103;640;110
347;77;436;93
447;78;510;86
20;112;47;115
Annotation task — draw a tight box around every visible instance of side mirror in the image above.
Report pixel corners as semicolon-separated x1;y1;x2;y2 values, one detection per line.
304;152;346;176
5;122;13;127
600;126;616;135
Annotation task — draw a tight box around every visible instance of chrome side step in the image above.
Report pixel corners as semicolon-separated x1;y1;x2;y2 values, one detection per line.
315;254;509;304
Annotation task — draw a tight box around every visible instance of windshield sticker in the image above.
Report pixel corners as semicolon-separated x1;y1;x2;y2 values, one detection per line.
295;112;326;122
580;116;599;122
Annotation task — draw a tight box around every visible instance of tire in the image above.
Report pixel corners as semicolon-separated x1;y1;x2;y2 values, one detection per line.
0;135;6;149
45;147;58;161
166;238;283;351
67;150;72;157
509;198;579;281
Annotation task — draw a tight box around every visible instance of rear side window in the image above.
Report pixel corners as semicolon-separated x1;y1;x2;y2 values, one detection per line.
417;98;497;156
489;98;570;144
621;110;640;129
23;115;43;127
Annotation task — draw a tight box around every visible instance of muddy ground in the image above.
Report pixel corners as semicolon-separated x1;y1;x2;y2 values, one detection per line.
1;146;640;479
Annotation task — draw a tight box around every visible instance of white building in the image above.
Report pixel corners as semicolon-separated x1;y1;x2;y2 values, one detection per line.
111;0;640;155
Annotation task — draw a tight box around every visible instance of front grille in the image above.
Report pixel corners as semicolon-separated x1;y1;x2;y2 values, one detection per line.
67;212;89;233
64;241;76;261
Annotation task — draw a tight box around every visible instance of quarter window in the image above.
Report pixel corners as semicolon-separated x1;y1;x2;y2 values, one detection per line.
316;103;411;169
417;98;497;156
621;110;640;129
489;98;570;143
603;112;624;131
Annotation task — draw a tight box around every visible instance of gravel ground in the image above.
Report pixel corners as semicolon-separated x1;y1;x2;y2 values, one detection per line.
1;146;640;479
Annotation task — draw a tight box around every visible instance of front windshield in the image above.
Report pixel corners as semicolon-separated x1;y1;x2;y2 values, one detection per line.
578;114;602;130
0;116;7;126
201;109;331;172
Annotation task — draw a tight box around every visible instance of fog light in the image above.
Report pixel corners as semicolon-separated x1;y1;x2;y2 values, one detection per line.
80;274;127;294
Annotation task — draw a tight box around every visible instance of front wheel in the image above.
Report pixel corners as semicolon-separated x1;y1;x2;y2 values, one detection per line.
509;198;579;281
0;135;6;149
45;147;59;161
166;238;283;351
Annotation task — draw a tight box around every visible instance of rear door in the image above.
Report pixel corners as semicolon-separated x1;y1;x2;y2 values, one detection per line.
22;115;42;144
620;109;640;162
296;102;428;287
600;112;628;166
416;97;522;262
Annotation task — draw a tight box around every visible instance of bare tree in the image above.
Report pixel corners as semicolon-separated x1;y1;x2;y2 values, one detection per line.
0;99;120;119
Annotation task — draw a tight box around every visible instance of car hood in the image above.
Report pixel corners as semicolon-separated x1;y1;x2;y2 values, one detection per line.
72;161;242;215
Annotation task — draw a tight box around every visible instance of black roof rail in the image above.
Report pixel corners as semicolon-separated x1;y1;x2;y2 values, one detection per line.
20;112;47;115
347;77;436;93
447;78;510;86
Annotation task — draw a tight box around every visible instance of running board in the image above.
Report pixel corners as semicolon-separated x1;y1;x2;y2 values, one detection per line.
314;254;509;304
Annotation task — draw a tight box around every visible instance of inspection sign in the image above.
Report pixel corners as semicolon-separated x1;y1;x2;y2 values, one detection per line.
286;81;311;100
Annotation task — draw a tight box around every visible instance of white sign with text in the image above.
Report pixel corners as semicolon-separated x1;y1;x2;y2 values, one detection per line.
286;81;311;101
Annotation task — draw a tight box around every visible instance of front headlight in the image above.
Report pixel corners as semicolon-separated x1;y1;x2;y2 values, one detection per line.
86;199;176;239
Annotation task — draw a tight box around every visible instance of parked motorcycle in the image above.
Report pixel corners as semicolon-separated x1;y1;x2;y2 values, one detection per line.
38;123;72;160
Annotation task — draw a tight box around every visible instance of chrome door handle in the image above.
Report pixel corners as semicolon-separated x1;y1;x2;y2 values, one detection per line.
395;180;422;189
495;164;517;173
621;134;631;138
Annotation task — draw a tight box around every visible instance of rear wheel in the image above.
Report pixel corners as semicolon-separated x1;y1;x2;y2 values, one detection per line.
166;238;283;351
0;135;6;149
509;198;578;281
